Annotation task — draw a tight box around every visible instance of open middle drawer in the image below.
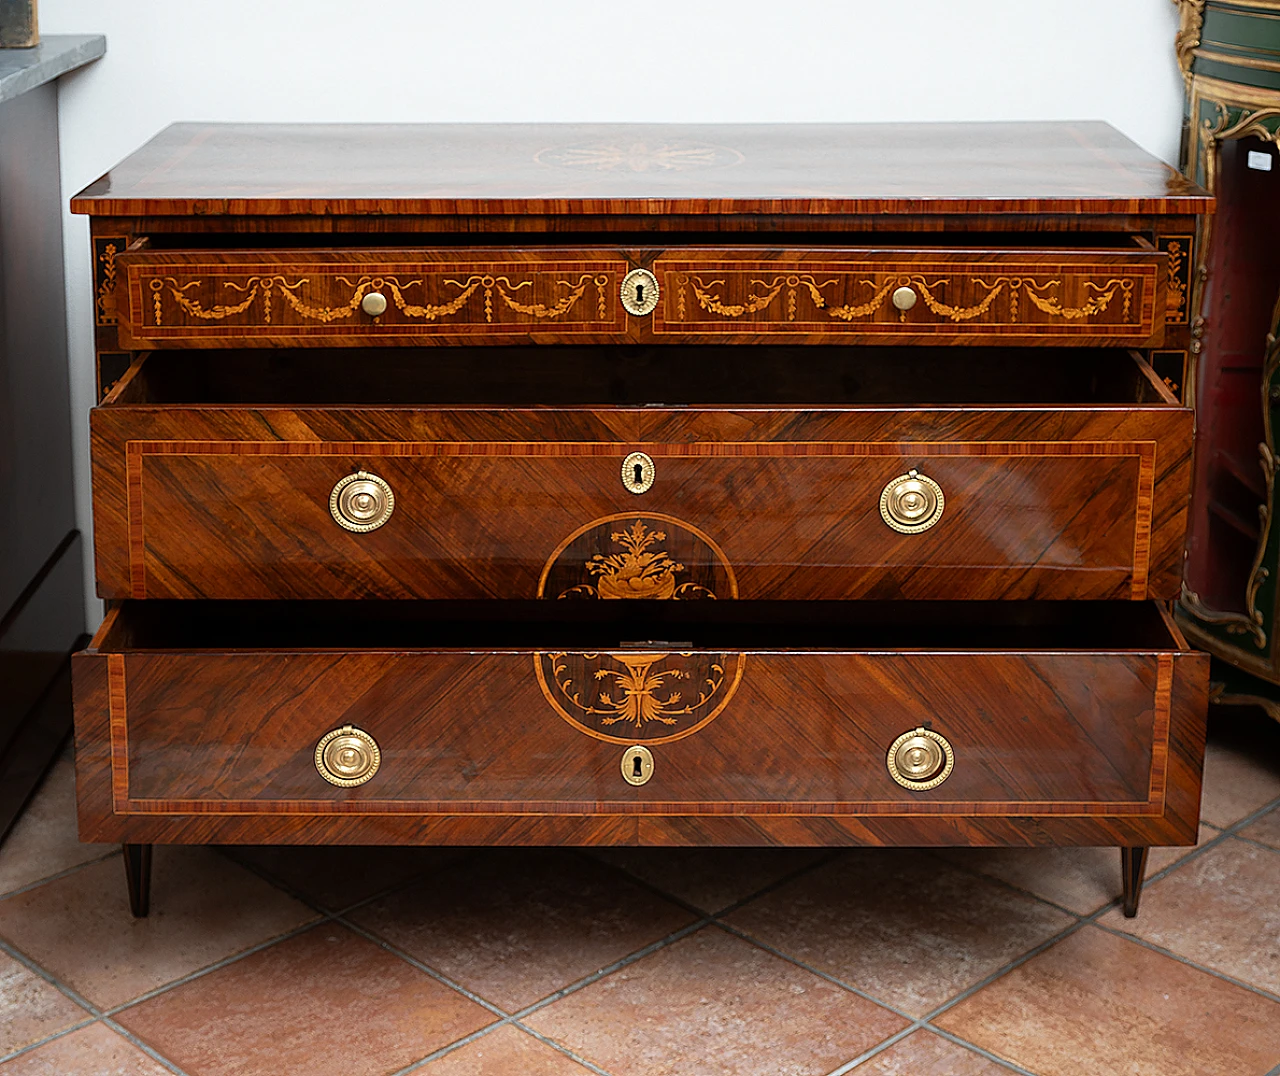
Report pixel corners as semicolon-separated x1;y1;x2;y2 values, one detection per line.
92;346;1191;602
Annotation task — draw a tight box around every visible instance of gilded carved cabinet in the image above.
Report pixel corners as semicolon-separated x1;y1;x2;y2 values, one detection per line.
1174;0;1280;716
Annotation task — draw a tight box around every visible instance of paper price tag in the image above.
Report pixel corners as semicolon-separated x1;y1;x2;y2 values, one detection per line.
1247;150;1273;172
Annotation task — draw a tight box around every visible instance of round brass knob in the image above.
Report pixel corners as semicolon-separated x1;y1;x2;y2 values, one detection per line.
892;285;918;311
361;291;388;317
330;471;395;532
880;469;945;534
315;725;381;787
886;727;953;791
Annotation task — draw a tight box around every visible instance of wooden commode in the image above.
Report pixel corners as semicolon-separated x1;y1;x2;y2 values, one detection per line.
70;122;1213;917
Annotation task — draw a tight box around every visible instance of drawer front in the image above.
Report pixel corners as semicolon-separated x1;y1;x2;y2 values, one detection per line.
72;635;1208;847
115;247;1167;348
651;250;1166;345
91;407;1192;602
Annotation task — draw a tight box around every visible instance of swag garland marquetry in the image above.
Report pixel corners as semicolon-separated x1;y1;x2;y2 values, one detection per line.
147;271;611;328
678;272;1135;325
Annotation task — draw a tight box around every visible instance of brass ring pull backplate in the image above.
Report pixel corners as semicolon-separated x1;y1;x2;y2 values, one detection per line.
621;451;656;495
621;268;660;316
330;471;395;532
315;725;381;787
886;727;954;791
880;469;945;534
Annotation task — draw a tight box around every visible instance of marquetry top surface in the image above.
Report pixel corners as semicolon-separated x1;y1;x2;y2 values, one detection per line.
70;121;1209;218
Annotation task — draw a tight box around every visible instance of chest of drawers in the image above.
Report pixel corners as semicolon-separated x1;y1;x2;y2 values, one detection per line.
70;122;1212;917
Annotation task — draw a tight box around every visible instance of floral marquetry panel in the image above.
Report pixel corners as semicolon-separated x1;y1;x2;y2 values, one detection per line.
538;517;737;602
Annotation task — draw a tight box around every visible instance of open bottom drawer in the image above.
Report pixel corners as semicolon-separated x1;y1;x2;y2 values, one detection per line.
73;601;1207;848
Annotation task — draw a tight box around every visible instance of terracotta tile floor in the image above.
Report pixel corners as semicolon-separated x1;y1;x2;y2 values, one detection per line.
1;712;1278;1076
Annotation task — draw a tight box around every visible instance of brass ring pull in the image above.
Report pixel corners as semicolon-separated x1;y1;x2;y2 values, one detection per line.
315;725;381;787
880;469;944;534
330;471;395;532
886;727;954;791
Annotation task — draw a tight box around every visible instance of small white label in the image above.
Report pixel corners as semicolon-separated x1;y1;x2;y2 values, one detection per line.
1247;149;1273;171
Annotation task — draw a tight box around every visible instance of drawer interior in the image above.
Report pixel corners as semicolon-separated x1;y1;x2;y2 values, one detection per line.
136;233;1157;250
112;346;1178;407
95;600;1186;653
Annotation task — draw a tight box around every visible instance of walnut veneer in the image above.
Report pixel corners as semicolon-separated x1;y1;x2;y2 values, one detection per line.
71;122;1213;918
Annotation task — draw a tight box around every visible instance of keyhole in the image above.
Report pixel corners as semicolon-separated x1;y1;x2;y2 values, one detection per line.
632;756;644;778
633;463;644;486
635;283;645;304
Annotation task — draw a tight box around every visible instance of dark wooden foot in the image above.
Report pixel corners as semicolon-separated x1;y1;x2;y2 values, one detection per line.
123;843;152;918
1120;846;1149;918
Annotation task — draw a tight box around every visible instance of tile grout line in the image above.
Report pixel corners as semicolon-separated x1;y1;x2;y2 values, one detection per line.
510;1020;617;1076
821;1025;920;1076
0;935;104;1017
0;1017;99;1067
922;918;1093;1023
710;919;921;1023
0;848;122;904
1221;831;1280;855
1142;793;1280;890
572;845;850;923
333;914;518;1020
508;917;713;1022
920;847;1104;920
99;1017;192;1076
923;1024;1048;1076
1089;922;1280;1005
102;915;331;1017
382;1017;514;1076
0;936;192;1075
338;911;713;1073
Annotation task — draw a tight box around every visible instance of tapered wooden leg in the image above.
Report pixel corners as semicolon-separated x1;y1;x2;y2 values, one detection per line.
1120;846;1149;918
123;843;152;918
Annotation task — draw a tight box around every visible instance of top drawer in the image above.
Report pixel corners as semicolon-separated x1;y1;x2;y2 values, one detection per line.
113;244;1169;349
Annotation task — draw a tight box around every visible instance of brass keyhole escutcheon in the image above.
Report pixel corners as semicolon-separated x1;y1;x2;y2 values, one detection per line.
621;744;654;786
886;727;954;791
315;725;381;787
880;469;945;534
330;471;395;532
621;268;660;316
621;451;655;494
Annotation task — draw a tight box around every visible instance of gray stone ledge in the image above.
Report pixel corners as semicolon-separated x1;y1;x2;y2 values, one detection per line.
0;34;104;104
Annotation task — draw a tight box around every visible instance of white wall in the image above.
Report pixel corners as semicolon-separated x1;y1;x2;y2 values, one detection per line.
39;0;1186;628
